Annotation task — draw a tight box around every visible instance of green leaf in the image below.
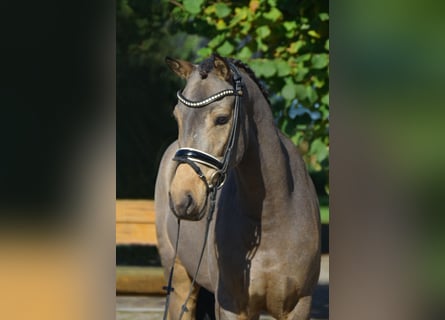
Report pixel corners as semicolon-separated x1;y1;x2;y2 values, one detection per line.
311;53;329;69
294;67;309;82
291;131;303;146
258;41;268;52
283;21;297;31
310;138;329;162
237;46;252;60
256;25;271;39
207;34;225;48
320;206;329;224
295;53;311;63
312;75;325;88
294;84;307;100
319;12;329;21
282;82;296;100
288;41;304;54
261;60;276;77
217;40;234;56
119;0;134;17
215;3;231;18
325;39;329;51
216;19;227;30
233;7;248;22
274;46;286;55
263;7;282;21
183;0;203;15
251;60;276;77
197;47;212;58
321;93;329;105
319;103;329;119
306;86;319;104
240;21;252;34
308;30;321;38
275;59;291;77
204;4;215;15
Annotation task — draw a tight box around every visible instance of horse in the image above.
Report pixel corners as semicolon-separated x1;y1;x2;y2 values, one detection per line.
155;54;321;320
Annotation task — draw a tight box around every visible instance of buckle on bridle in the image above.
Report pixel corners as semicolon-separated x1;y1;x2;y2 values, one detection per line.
209;170;226;190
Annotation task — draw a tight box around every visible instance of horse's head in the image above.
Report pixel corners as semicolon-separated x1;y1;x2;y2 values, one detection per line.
166;54;248;220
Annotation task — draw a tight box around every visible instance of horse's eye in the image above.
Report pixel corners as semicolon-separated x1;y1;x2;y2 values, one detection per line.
215;115;230;126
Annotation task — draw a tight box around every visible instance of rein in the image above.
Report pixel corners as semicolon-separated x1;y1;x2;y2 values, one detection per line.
163;63;243;320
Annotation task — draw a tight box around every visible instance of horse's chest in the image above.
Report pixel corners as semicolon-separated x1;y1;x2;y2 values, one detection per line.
216;257;300;316
214;212;302;314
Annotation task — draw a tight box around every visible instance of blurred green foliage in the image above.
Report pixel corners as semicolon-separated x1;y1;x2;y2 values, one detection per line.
117;0;329;198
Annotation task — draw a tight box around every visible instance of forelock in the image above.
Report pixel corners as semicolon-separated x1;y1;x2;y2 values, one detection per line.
198;56;215;79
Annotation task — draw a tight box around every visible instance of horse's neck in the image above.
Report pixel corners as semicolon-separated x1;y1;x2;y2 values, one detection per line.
233;77;291;216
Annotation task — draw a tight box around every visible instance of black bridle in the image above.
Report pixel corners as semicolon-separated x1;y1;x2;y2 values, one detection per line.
162;63;244;320
169;62;243;221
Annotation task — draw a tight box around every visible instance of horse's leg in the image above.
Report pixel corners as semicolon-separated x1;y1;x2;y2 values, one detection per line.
167;260;200;320
215;303;259;320
284;295;312;320
215;308;249;320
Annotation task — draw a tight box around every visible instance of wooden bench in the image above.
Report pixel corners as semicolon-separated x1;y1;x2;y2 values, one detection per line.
116;199;165;294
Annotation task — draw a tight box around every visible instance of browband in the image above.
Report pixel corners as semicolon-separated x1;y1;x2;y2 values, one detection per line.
177;89;236;108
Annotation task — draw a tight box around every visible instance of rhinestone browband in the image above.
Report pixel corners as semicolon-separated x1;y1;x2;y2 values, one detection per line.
176;89;236;108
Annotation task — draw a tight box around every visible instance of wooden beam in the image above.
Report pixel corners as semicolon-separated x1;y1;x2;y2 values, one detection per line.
116;199;155;223
116;266;166;294
116;199;158;245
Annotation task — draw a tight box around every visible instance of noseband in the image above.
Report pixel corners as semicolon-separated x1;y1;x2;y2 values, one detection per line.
170;63;243;221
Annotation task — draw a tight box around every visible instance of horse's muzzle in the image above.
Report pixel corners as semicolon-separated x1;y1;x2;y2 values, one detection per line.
169;190;194;214
168;191;204;220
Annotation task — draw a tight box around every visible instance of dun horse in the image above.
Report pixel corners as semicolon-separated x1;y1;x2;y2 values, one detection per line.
155;54;320;320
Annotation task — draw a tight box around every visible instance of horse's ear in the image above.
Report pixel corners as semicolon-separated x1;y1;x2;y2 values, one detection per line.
165;57;194;79
213;54;231;81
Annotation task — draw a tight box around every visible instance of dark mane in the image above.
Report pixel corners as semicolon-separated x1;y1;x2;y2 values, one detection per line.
197;55;270;104
228;58;270;104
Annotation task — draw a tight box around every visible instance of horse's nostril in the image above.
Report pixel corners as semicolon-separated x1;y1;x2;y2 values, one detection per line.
184;193;195;214
170;191;196;216
185;193;192;206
